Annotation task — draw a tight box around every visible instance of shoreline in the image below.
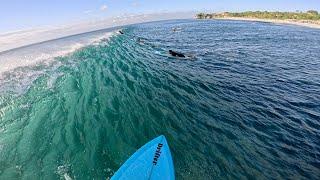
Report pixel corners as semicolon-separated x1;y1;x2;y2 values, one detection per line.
210;17;320;29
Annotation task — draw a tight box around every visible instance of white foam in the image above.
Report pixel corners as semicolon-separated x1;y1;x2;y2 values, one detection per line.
64;173;72;180
57;165;73;180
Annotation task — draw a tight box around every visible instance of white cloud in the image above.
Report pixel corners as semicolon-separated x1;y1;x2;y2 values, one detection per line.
132;2;139;7
100;5;108;11
84;10;93;14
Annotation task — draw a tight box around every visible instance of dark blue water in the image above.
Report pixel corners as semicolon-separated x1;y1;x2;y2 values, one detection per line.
0;19;319;179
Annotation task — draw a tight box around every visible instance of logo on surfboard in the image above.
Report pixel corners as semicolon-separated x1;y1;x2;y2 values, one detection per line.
152;143;163;165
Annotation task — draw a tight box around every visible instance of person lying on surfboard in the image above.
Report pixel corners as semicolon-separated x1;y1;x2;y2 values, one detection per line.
169;50;186;58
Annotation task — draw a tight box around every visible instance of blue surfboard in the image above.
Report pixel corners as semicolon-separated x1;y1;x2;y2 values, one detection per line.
111;135;175;180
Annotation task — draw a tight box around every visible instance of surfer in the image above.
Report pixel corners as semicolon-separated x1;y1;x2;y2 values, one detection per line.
137;37;145;44
169;50;186;58
172;27;182;32
119;30;124;34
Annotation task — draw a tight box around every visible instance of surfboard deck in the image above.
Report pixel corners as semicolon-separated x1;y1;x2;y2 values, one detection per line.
111;135;175;180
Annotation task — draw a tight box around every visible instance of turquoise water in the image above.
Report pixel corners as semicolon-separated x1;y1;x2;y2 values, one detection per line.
0;20;320;179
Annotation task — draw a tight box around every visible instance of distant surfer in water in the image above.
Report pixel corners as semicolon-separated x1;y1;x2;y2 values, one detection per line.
169;50;186;58
119;30;124;34
137;37;145;44
172;27;182;32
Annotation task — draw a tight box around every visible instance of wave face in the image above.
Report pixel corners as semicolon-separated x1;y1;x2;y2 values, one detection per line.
1;20;320;179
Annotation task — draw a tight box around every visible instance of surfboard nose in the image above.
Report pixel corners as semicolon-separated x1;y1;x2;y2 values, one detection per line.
111;135;175;180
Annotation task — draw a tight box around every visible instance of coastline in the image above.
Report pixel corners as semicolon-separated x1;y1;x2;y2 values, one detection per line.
210;17;320;29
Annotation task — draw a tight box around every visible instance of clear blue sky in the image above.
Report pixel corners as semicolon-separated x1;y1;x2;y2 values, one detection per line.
1;0;320;32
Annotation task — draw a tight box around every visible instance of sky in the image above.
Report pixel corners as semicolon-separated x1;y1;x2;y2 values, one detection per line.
1;0;320;32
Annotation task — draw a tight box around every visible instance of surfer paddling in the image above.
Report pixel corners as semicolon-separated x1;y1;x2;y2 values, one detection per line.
169;50;186;58
168;50;197;60
172;27;182;32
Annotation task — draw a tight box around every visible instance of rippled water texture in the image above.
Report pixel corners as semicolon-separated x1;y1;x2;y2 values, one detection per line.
0;20;320;179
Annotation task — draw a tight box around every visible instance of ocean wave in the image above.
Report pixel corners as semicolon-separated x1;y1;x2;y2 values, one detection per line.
0;19;319;179
0;31;116;94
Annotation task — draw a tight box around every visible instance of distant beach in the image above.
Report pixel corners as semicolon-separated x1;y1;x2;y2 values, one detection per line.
210;17;320;29
196;11;320;29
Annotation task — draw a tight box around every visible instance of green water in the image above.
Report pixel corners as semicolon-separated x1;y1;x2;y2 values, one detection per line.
1;30;189;179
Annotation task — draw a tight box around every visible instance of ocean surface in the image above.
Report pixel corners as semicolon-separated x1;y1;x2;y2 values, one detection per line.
0;19;320;179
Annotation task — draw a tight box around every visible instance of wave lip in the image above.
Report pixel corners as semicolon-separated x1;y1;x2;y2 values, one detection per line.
0;31;114;76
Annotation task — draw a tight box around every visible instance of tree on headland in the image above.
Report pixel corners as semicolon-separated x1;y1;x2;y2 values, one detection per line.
196;13;206;19
205;14;213;19
307;10;318;15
